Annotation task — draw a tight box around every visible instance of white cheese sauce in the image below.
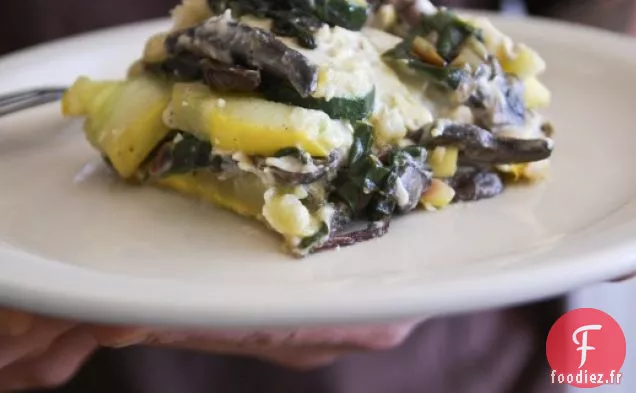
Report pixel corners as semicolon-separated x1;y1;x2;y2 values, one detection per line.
264;156;318;174
394;178;411;209
240;16;434;145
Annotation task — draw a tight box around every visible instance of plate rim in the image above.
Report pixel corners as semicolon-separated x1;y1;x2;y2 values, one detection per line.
1;14;636;328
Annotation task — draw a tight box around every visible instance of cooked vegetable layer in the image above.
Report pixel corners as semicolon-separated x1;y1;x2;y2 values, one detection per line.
63;76;172;178
62;0;555;257
171;83;353;157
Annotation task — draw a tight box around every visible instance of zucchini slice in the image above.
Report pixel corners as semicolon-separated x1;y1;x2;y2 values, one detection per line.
259;18;377;121
261;65;375;121
62;76;172;178
157;171;267;219
157;172;333;256
171;83;353;157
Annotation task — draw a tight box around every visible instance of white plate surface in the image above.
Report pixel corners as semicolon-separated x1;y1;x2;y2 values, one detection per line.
1;15;636;328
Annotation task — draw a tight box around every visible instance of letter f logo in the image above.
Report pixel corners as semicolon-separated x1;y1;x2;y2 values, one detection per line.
573;324;603;368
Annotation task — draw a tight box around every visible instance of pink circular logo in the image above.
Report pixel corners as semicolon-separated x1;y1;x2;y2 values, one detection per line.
546;308;626;388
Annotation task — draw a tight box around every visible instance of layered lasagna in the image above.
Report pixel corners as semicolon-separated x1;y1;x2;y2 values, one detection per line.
62;0;554;257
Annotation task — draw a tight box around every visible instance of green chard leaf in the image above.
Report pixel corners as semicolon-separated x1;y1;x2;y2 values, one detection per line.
145;133;215;178
381;8;483;91
348;122;375;167
211;0;369;50
382;38;471;91
332;122;430;221
313;0;369;31
419;9;482;61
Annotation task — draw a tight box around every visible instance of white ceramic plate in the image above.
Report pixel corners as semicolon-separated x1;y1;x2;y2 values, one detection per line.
1;15;636;329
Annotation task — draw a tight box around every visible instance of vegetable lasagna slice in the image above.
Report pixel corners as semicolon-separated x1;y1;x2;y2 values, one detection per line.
62;0;554;257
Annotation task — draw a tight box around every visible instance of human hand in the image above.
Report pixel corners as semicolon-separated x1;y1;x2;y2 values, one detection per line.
91;319;423;370
0;309;95;392
0;308;422;392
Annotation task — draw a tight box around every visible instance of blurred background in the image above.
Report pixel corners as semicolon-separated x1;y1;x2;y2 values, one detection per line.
570;285;636;393
0;1;634;393
0;0;634;56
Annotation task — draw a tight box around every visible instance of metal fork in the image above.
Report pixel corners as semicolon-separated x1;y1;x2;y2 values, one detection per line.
0;87;67;117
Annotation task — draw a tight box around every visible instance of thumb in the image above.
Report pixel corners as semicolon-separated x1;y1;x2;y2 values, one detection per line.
0;309;34;337
88;326;153;348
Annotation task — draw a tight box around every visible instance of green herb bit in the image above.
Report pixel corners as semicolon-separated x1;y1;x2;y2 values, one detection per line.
420;9;483;62
298;222;330;250
382;39;471;91
348;122;375;167
334;122;429;220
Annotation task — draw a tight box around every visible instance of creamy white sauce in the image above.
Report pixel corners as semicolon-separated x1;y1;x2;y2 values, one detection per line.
228;151;276;185
317;204;335;229
231;152;255;172
430;119;452;137
375;106;407;143
162;104;177;129
264;156;318;174
394;178;411;208
262;187;323;239
237;13;549;150
241;16;433;143
188;12;239;64
496;110;545;139
414;0;438;15
361;27;435;139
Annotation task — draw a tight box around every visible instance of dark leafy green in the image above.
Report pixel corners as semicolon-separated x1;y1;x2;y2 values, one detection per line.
419;9;482;62
332;122;430;221
171;136;214;172
382;38;471;91
222;1;324;49
347;122;374;167
208;0;370;50
313;0;369;31
270;11;322;49
147;133;216;177
381;8;482;91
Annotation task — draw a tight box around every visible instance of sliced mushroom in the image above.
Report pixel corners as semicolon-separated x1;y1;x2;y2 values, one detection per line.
166;14;317;97
465;57;526;130
313;217;391;252
201;59;261;92
395;162;432;213
448;168;504;202
150;52;205;80
260;150;345;186
419;121;553;165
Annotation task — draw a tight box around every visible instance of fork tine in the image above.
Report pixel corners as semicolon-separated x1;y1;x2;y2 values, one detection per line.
0;88;67;117
0;88;67;105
